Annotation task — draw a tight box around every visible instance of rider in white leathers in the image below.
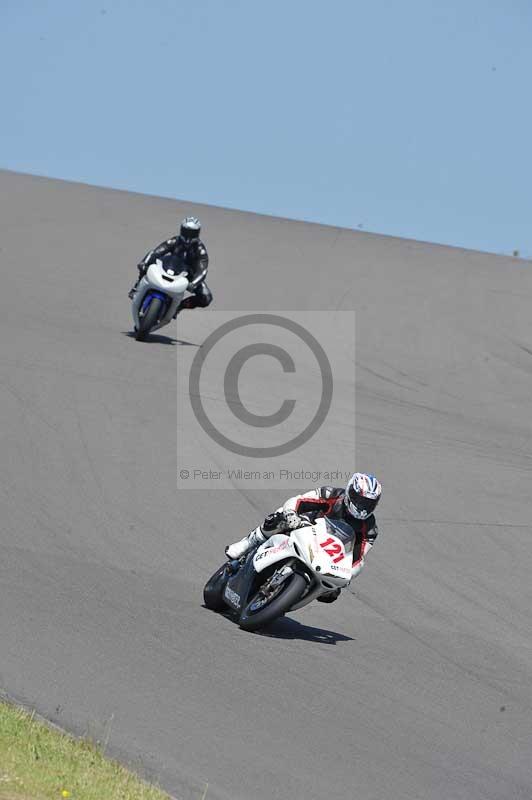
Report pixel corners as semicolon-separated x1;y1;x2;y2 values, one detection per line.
226;473;382;602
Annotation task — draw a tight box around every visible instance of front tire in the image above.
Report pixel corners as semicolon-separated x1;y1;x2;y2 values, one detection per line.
239;572;306;632
203;562;231;612
136;297;164;341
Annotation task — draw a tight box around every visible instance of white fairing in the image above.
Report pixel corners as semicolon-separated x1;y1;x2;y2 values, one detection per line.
252;518;352;612
131;260;189;332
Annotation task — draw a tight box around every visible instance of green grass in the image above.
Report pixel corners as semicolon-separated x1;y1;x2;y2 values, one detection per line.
0;700;172;800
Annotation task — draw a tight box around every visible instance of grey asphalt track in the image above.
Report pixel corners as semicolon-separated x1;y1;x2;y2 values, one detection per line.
1;169;532;800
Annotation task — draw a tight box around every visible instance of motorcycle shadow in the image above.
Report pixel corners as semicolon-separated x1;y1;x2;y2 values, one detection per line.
122;331;201;347
254;615;354;645
209;608;353;644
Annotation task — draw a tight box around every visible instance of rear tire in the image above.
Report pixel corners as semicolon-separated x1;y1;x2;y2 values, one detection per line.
136;297;164;341
203;562;231;612
239;573;306;632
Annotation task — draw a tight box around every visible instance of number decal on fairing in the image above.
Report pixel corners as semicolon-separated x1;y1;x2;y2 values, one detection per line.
319;537;345;563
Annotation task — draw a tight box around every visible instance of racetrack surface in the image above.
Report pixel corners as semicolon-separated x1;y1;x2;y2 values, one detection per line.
1;169;532;799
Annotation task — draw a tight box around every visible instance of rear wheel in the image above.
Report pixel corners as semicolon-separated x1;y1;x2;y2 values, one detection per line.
136;297;164;341
203;562;231;611
239;572;306;632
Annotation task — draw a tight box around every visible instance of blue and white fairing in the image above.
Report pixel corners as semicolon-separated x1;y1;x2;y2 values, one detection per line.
131;259;189;332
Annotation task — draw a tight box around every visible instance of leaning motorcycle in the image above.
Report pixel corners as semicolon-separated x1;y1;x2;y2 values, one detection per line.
203;517;353;631
131;258;189;341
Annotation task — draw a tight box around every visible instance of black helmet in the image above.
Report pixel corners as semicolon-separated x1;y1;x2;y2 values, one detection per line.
180;216;201;244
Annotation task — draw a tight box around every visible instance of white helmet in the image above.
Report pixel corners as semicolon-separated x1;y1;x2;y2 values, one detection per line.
344;473;382;519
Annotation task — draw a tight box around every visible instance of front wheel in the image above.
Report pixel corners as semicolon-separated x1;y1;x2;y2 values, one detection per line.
239;572;306;632
136;297;164;341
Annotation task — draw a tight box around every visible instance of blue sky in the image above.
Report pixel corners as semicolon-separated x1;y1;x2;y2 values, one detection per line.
1;0;531;256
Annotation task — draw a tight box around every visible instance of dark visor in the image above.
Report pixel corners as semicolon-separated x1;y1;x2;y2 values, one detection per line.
348;485;378;513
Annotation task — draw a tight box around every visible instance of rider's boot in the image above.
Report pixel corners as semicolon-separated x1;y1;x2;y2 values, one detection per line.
128;279;140;299
225;526;266;560
129;264;147;299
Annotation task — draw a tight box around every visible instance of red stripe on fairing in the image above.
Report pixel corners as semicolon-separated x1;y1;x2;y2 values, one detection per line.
352;521;367;567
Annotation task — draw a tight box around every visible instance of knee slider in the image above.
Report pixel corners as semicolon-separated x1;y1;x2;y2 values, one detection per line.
198;290;212;307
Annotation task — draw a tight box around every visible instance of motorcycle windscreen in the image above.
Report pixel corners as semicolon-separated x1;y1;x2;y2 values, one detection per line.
323;517;356;555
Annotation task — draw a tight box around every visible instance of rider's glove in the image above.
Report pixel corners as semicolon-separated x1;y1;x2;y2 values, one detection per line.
283;509;307;530
261;511;286;533
261;509;307;534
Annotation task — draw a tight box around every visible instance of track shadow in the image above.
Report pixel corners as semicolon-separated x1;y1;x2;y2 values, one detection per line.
122;331;201;347
256;616;354;644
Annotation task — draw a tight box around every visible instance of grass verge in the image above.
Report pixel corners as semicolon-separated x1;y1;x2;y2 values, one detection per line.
0;699;172;800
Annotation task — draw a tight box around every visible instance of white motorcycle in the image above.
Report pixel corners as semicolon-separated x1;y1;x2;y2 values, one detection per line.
203;517;354;631
131;258;189;341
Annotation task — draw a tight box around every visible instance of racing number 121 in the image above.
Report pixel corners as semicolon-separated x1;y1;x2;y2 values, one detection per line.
319;537;344;563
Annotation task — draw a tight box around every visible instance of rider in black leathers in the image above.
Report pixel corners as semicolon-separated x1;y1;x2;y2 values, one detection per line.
129;216;212;312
